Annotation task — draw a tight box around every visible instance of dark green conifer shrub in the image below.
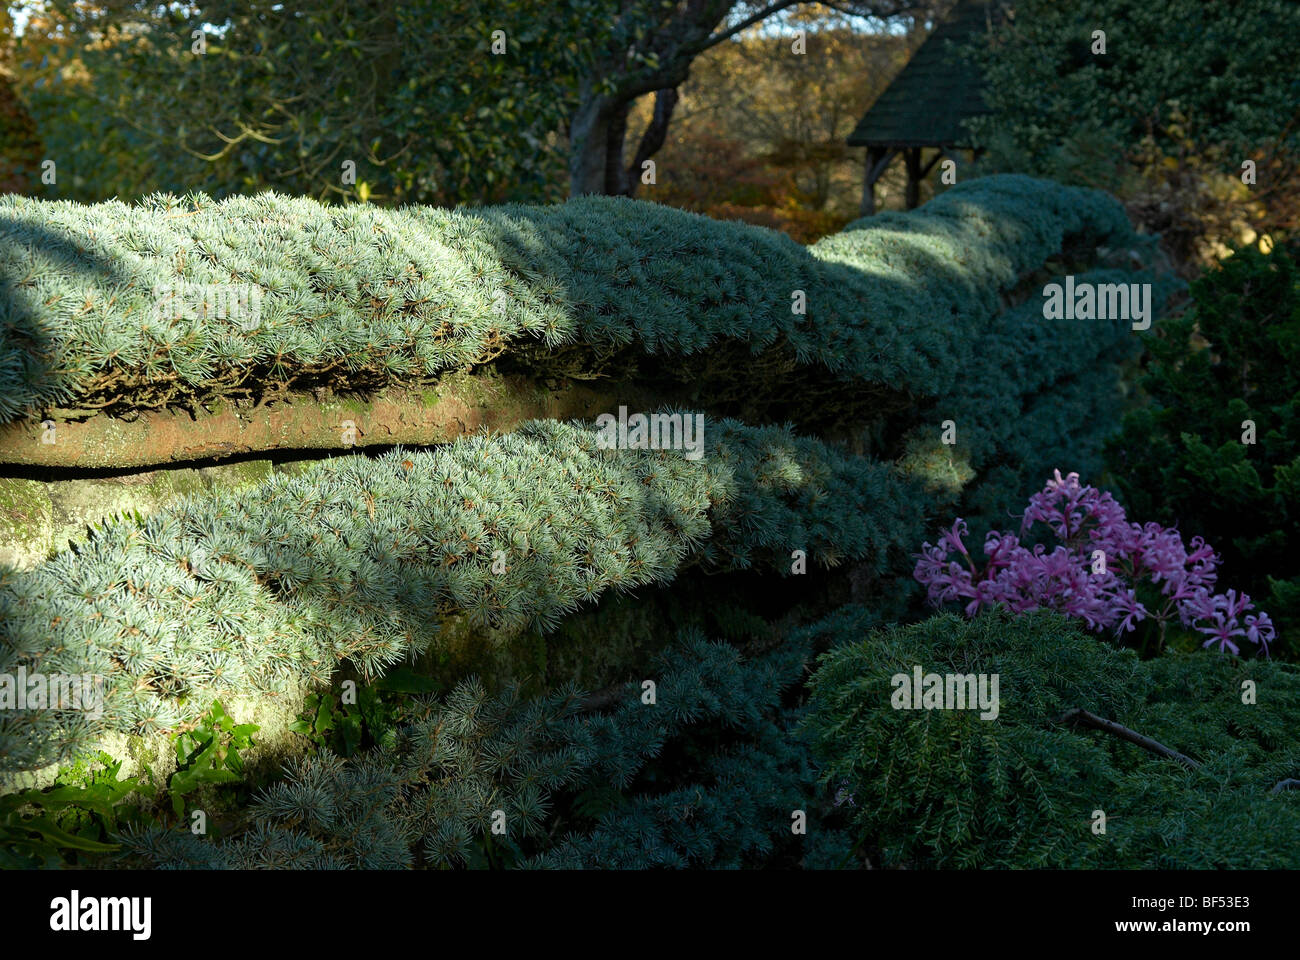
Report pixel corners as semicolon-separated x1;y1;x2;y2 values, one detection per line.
1104;243;1300;656
802;608;1300;868
117;627;842;869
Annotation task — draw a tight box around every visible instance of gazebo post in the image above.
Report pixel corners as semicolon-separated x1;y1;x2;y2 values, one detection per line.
861;146;886;216
904;148;922;210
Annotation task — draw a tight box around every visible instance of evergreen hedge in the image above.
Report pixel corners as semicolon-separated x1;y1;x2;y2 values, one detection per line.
0;175;1147;422
0;174;1175;776
116;627;836;869
802;608;1300;868
0;416;926;773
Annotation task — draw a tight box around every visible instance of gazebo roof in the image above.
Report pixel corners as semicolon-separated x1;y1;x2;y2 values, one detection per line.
847;0;1005;150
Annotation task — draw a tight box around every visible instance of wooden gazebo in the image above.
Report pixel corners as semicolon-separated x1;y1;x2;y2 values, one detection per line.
849;0;1005;215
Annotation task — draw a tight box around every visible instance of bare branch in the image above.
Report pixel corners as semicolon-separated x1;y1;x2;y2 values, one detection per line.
1057;708;1200;771
703;1;800;49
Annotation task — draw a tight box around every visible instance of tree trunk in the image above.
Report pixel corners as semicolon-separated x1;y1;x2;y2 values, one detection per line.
604;100;631;196
625;87;680;198
570;64;690;197
904;147;922;210
568;87;613;197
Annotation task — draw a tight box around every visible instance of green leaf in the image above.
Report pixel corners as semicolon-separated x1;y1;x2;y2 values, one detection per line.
15;815;120;853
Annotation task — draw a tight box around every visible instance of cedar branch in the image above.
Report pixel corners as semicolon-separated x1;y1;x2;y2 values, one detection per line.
1057;708;1200;771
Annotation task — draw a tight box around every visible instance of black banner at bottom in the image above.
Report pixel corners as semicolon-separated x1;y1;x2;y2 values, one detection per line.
0;869;1281;948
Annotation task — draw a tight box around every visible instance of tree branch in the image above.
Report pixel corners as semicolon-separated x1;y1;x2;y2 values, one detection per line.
703;1;799;49
1057;708;1201;771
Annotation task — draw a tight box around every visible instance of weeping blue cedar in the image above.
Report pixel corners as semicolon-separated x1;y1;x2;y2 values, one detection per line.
115;627;837;870
0;175;1170;772
0;175;1145;421
0;416;928;772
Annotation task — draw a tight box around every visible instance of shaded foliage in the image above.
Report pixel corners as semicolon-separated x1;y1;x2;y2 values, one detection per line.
117;628;845;869
802;608;1300;868
1105;243;1300;657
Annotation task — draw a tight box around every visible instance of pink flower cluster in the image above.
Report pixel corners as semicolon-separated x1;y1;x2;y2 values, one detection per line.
913;470;1275;655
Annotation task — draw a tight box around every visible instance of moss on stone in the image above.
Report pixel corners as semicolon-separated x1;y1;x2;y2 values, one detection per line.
272;460;321;479
398;589;679;702
148;468;209;501
335;395;373;415
418;614;549;697
197;459;273;491
14;461;279;563
0;477;53;567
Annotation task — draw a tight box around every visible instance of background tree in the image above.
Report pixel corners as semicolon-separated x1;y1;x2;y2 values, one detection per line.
16;0;590;205
0;5;44;194
964;0;1300;270
12;0;935;206
631;9;918;239
564;0;933;198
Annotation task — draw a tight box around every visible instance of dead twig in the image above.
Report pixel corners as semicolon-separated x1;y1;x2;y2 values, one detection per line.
1057;707;1200;771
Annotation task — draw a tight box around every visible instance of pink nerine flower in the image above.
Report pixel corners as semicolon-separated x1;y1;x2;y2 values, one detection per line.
913;471;1275;655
